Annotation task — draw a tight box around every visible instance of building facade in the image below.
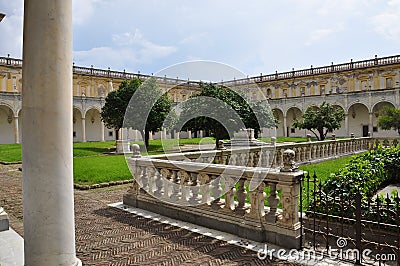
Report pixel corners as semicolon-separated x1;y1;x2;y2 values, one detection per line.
0;54;399;144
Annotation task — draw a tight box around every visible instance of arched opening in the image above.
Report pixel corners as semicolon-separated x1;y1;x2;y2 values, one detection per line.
272;108;284;137
331;105;346;137
73;108;83;142
286;107;303;137
0;105;15;144
18;109;22;142
372;101;396;137
348;103;369;137
85;108;101;141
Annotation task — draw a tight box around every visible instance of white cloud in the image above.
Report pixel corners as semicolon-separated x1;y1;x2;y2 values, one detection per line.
0;0;23;58
74;29;177;71
72;0;101;25
371;0;400;42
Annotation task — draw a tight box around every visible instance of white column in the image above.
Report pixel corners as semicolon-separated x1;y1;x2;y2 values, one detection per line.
162;128;167;139
149;131;153;140
22;0;81;265
345;114;349;136
133;130;138;141
13;116;19;144
369;112;373;136
283;115;287;137
81;117;86;142
187;130;192;139
100;121;105;142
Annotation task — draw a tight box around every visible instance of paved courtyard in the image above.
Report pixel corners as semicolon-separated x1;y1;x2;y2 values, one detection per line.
0;163;298;265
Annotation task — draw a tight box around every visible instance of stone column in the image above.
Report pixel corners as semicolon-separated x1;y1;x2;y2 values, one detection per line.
22;0;81;265
369;112;373;137
100;121;105;142
344;114;349;136
283;115;287;137
187;130;192;139
81;117;86;142
13;116;19;144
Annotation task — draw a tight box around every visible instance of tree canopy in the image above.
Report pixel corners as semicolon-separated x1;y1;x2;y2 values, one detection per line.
377;106;400;135
178;82;275;145
292;101;344;141
101;77;173;147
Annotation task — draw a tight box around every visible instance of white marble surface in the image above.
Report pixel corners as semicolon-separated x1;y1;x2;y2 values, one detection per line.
0;228;24;266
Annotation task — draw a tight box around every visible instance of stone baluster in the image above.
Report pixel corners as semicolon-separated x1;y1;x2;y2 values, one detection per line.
234;179;247;216
178;170;191;203
246;182;266;219
146;166;156;194
153;168;163;197
247;152;254;167
332;141;337;156
160;168;171;199
189;173;201;204
254;150;261;167
312;145;316;160
198;173;211;204
135;166;146;189
170;170;180;201
277;182;300;228
266;182;279;223
222;175;236;212
211;175;223;209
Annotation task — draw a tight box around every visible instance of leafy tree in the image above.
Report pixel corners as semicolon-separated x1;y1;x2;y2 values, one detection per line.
178;82;275;145
292;101;344;141
101;78;141;140
377;106;400;135
101;77;173;147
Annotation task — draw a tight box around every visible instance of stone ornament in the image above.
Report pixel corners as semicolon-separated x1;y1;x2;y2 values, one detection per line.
280;149;299;172
131;143;141;158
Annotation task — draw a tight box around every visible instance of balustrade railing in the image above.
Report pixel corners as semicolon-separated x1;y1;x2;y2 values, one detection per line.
124;149;303;249
148;137;370;168
370;138;400;149
122;136;387;249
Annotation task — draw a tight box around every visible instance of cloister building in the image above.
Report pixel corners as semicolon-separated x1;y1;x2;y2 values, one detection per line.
0;54;399;144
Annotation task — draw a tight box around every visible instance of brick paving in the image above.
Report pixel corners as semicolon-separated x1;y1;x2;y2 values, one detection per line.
0;164;299;265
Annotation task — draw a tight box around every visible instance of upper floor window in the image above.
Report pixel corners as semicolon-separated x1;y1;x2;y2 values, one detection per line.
266;88;272;98
386;78;392;89
319;85;325;95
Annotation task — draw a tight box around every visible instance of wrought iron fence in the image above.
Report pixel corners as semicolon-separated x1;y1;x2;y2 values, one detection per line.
300;172;400;265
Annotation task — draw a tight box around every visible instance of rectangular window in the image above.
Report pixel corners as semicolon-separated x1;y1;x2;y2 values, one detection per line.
73;131;76;138
373;126;378;132
386;78;392;89
290;128;295;133
108;131;113;137
319;85;325;95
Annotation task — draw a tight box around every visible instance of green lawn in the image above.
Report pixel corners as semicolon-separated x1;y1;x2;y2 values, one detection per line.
73;141;116;157
259;137;308;143
0;144;22;162
73;155;131;185
299;154;358;183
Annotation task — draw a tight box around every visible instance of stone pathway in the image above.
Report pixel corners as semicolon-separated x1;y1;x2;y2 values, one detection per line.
0;164;298;265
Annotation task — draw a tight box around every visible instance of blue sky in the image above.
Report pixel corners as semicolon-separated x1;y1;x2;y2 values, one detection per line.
1;0;400;80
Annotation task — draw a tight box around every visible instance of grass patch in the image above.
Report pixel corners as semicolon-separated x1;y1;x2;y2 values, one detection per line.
258;137;308;143
73;141;116;157
299;154;359;183
73;155;131;185
298;153;364;209
136;137;215;154
0;144;22;162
